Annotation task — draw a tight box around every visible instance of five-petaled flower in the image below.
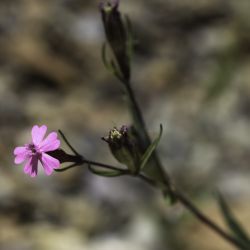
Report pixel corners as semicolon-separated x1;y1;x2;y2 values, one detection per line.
14;125;60;177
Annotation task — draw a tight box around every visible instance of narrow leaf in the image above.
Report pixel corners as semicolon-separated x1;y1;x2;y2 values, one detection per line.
124;15;134;62
88;165;126;177
101;43;114;72
140;124;163;170
54;163;80;172
110;59;123;81
217;193;250;248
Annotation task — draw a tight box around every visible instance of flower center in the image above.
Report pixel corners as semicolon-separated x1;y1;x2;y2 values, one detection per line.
26;143;40;155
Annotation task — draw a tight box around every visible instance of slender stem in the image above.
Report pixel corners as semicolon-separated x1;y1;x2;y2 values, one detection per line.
84;159;245;249
124;81;172;192
138;174;246;249
55;158;126;173
55;156;244;249
100;6;245;248
174;191;247;250
124;81;150;146
121;82;245;248
137;173;159;187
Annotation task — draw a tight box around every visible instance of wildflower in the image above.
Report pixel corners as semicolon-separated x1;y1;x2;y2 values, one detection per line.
14;125;60;177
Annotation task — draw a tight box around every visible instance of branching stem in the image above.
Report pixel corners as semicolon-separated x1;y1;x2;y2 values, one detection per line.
57;159;245;249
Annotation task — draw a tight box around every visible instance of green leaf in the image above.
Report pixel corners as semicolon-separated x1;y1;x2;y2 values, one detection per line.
217;193;250;249
110;59;123;81
139;124;163;170
101;43;123;81
124;15;134;62
101;43;113;72
88;165;126;177
101;43;108;69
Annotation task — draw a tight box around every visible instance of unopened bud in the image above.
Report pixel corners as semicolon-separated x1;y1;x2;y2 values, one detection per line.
100;0;130;82
102;125;140;173
48;149;83;164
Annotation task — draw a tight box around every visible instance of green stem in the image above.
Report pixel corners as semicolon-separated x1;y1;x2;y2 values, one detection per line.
124;82;150;145
137;174;246;250
55;158;245;249
123;81;172;191
174;191;248;250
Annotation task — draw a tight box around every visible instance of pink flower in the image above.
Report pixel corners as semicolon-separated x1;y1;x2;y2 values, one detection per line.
14;125;60;177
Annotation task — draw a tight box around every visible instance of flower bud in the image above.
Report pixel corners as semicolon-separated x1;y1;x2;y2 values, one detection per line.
100;0;130;82
48;149;83;164
102;125;141;174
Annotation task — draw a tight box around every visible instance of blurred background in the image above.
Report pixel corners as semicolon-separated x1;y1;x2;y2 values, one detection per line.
0;0;250;249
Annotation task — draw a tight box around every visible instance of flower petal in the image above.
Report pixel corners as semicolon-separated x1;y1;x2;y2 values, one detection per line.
41;153;60;175
14;147;29;164
32;125;47;145
14;146;26;155
15;154;28;164
39;132;60;152
23;158;32;174
23;156;38;177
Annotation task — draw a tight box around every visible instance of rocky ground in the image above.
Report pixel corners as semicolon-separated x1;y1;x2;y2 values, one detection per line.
0;0;250;249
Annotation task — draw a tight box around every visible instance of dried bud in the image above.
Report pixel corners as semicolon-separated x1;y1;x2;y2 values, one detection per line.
102;125;141;173
100;0;130;82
